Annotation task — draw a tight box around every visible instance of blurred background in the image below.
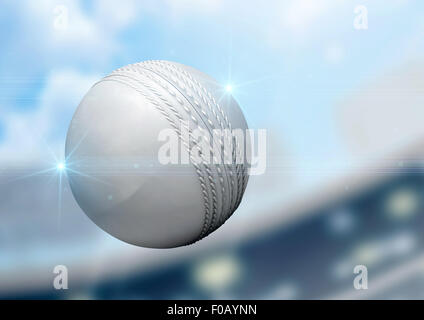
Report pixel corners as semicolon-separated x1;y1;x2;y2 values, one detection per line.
1;0;424;299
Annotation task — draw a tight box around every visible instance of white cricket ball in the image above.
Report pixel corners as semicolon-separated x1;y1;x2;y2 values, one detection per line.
65;60;249;248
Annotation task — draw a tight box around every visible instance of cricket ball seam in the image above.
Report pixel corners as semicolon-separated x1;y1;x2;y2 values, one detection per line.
131;63;232;230
106;69;224;238
113;64;230;234
108;69;225;234
147;60;246;216
98;75;213;241
140;60;238;218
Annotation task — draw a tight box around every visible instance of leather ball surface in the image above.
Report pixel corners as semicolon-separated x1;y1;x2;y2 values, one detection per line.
65;61;249;248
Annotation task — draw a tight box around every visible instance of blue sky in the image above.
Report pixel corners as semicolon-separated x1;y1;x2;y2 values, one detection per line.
1;0;424;188
2;0;424;284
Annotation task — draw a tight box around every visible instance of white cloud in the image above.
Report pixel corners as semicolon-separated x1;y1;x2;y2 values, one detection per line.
92;0;141;31
0;69;99;163
264;0;348;49
24;1;112;62
165;0;224;15
282;0;337;34
4;0;144;70
337;62;424;156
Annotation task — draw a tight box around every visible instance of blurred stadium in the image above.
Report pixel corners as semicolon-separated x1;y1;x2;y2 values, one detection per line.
1;0;424;299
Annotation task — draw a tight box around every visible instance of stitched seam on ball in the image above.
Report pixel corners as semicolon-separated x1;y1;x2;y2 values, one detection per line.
105;71;219;239
148;60;245;219
98;76;212;240
143;60;241;223
138;67;222;236
158;61;245;197
155;61;245;222
101;75;211;239
133;63;228;232
139;61;232;226
114;65;223;236
110;69;218;238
